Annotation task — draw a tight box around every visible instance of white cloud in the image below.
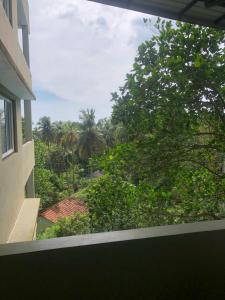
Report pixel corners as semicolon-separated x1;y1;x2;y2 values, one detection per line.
29;0;154;122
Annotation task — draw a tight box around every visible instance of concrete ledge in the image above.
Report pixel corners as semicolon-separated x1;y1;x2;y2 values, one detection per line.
1;219;225;299
2;218;225;255
8;198;40;243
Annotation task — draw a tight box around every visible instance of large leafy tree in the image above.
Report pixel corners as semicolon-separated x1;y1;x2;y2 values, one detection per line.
112;20;225;187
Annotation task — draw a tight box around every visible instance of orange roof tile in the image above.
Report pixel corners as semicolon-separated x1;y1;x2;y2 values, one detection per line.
40;198;87;223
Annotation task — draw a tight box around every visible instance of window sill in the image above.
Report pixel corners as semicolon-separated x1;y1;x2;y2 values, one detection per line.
2;149;15;160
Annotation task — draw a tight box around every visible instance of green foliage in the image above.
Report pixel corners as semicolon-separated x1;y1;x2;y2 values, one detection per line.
35;168;55;210
86;175;174;231
36;116;54;145
34;139;49;168
86;175;137;232
77;110;105;162
90;143;139;181
34;139;72;210
173;167;225;222
38;212;90;239
73;188;89;202
36;19;225;241
47;146;69;174
73;177;103;202
87;20;225;229
85;175;181;231
86;173;225;233
79;176;101;188
110;20;225;202
79;109;95;130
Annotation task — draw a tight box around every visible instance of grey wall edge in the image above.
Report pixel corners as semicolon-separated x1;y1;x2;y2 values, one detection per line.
1;219;225;256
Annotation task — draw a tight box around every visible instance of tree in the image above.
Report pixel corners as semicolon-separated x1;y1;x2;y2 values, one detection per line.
60;127;79;189
52;121;65;145
60;127;78;151
97;118;128;147
34;139;49;169
77;109;105;161
34;139;69;210
86;174;138;232
87;20;225;228
35;20;225;238
47;146;69;174
97;118;116;147
79;109;95;130
36;116;54;146
111;19;225;188
35;168;56;210
52;121;80;145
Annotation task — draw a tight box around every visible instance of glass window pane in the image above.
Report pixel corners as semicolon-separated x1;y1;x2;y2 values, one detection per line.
6;101;10;150
0;99;6;154
1;0;12;23
3;0;9;16
0;97;14;156
7;101;13;150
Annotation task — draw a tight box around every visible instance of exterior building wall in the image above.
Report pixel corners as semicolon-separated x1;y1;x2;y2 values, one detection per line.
0;1;32;93
11;0;18;37
22;140;35;186
0;0;38;244
0;97;23;243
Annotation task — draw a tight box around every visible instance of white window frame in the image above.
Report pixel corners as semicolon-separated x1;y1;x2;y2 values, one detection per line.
0;96;15;159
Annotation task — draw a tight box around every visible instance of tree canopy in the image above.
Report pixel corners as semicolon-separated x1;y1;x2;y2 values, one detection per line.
111;20;225;188
37;19;225;239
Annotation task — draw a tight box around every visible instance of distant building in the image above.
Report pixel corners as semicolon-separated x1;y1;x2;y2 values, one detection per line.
89;170;103;178
38;198;87;233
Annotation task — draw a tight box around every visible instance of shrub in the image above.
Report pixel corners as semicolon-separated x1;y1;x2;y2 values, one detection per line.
86;174;137;232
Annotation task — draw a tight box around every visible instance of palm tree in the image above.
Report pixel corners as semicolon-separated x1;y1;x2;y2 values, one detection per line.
97;118;116;147
77;109;105;161
114;123;128;144
60;127;79;190
37;116;54;147
52;121;65;145
60;127;78;151
79;109;95;130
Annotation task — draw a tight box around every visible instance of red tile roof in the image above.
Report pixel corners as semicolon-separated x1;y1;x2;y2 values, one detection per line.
40;198;87;223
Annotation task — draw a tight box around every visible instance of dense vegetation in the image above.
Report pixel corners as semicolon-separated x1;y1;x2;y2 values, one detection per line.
36;19;225;239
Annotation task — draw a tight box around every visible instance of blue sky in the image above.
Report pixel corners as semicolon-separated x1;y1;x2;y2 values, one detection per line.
29;0;156;124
